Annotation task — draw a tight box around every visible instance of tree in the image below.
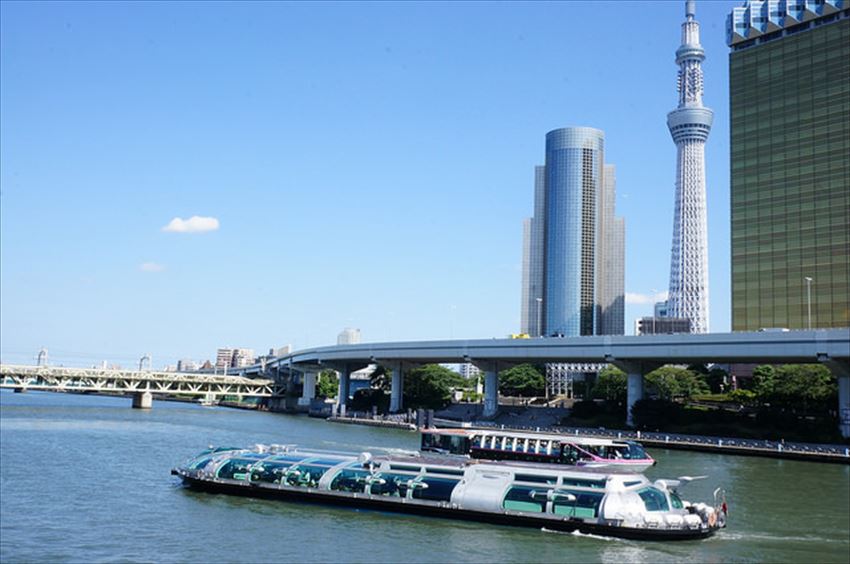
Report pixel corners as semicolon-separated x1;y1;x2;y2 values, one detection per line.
316;370;339;399
498;364;545;397
645;366;708;401
752;365;777;402
369;365;392;393
772;364;836;413
592;366;627;403
704;367;729;394
404;364;465;410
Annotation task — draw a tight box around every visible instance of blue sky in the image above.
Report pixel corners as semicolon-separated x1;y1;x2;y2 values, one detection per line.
0;0;739;368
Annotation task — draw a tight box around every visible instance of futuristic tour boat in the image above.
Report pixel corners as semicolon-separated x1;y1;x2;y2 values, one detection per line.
172;444;726;541
420;428;655;472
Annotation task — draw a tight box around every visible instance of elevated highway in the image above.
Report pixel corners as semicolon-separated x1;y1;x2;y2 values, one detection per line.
251;329;850;435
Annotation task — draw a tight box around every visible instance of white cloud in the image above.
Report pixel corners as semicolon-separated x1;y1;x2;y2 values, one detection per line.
162;216;220;233
625;291;668;305
140;262;165;272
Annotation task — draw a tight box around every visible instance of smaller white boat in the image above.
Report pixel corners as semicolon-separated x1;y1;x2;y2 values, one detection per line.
421;428;655;472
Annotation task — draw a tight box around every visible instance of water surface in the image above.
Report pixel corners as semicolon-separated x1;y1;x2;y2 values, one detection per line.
1;390;848;563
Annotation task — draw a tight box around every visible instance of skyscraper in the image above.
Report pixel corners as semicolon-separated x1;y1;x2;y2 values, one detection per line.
337;328;362;345
520;127;624;338
727;1;849;330
666;0;713;334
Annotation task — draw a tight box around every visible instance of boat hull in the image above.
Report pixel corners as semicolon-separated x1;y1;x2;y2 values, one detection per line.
175;472;718;541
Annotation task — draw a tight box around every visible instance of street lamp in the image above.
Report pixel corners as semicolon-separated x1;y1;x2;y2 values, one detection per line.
535;298;543;337
804;277;813;330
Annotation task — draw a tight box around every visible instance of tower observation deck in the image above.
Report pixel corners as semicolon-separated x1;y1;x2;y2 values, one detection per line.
666;0;712;333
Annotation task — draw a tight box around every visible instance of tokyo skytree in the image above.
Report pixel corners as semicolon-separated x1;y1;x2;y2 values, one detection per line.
667;0;712;333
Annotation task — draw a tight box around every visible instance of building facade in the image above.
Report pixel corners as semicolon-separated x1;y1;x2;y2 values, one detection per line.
666;0;713;334
337;328;362;345
727;1;850;330
520;127;625;338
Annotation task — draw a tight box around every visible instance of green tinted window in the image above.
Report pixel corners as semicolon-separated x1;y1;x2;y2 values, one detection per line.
503;486;547;513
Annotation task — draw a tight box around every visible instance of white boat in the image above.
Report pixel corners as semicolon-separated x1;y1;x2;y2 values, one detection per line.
172;444;726;541
421;428;655;472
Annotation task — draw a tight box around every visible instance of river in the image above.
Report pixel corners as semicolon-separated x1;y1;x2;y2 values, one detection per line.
1;390;848;563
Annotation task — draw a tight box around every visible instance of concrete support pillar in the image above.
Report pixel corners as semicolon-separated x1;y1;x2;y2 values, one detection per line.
626;373;644;427
613;360;660;428
338;366;351;409
132;391;152;409
390;363;404;413
299;371;317;407
839;375;850;439
478;362;499;418
822;359;850;438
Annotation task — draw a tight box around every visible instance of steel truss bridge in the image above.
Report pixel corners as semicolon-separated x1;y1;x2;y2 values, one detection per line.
0;364;274;401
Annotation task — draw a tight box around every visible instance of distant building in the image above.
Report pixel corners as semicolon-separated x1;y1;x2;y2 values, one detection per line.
215;348;234;369
177;359;198;372
274;345;292;357
231;348;255;368
458;363;481;380
338;328;362;345
216;347;255;368
727;1;850;330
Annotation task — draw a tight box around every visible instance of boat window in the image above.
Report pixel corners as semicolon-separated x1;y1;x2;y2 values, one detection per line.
670;491;684;509
471;435;482;449
503;486;547;513
250;461;292;484
197;446;240;456
389;464;421;473
421;432;440;450
514;473;557;485
560;477;606;489
624;481;642;488
271;454;311;463
369;472;417;497
552;490;604;518
560;445;579;465
411;477;460;502
637;487;670;512
424;467;464;477
626;441;648;460
189;456;214;470
330;469;371;493
308;458;347;467
242;453;270;460
285;464;331;488
216;458;256;480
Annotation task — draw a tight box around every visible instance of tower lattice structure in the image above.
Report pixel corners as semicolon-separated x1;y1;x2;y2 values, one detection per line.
667;0;712;333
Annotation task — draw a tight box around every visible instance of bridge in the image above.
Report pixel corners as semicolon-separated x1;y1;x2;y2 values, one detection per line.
0;364;274;408
248;328;850;436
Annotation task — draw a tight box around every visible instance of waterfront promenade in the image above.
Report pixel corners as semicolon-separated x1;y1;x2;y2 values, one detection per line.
326;410;850;464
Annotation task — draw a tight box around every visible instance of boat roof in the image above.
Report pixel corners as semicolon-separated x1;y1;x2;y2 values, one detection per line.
423;427;633;447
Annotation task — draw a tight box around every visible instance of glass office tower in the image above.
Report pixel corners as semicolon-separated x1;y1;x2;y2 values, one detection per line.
544;127;604;337
727;2;849;330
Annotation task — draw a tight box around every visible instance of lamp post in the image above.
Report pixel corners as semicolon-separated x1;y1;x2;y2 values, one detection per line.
804;277;813;330
535;298;543;337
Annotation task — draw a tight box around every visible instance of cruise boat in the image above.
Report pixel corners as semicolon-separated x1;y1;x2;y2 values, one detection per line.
172;444;726;541
420;428;655;472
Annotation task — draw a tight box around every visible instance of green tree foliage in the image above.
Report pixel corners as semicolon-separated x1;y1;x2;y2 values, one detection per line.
645;366;709;401
369;365;392;392
316;370;339;399
350;388;390;413
752;364;837;413
705;367;729;394
498;364;545;397
631;398;683;429
404;364;466;410
592;366;627;403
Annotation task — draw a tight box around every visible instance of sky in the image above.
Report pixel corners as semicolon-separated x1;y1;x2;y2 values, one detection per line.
0;0;741;369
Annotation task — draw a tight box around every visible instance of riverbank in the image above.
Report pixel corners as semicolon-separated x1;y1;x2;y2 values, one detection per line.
326;412;850;464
